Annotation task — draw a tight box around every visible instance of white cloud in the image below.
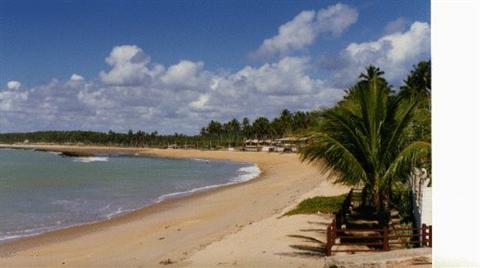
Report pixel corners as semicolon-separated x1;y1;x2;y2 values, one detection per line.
253;10;316;58
77;89;116;109
330;21;430;85
189;94;210;110
384;17;409;34
99;45;151;86
1;45;345;133
232;56;322;95
70;73;85;81
2;19;430;134
0;7;433;134
252;3;358;58
0;90;28;111
98;45;209;91
315;3;358;36
6;80;22;90
160;60;207;90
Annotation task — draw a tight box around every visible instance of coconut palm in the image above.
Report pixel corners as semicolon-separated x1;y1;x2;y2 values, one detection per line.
400;61;432;143
400;60;431;100
300;66;430;226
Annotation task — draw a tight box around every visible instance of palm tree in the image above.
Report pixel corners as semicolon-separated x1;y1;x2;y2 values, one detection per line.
300;66;430;226
252;117;271;139
400;60;431;100
400;61;431;143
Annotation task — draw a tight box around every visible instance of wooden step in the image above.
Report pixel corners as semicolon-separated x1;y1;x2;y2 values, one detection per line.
341;230;381;237
331;244;373;255
346;220;380;229
389;218;401;224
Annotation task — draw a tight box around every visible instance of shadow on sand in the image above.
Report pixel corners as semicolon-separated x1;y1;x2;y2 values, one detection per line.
275;218;331;258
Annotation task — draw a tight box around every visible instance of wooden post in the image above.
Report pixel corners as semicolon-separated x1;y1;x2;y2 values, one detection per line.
422;224;427;247
383;227;390;251
326;224;332;256
428;225;432;247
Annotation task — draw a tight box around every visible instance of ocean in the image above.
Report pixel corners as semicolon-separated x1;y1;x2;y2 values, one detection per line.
0;149;259;242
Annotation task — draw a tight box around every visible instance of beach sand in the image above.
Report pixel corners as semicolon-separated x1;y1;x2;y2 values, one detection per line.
0;145;348;267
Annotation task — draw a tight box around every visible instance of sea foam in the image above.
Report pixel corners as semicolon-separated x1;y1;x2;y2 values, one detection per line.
73;156;109;163
192;158;210;162
233;165;262;182
154;164;261;203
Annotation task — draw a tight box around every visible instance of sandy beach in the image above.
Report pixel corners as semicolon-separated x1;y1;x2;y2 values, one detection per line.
0;144;348;267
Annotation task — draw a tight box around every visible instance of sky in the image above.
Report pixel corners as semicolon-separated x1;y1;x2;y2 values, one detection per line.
0;0;430;134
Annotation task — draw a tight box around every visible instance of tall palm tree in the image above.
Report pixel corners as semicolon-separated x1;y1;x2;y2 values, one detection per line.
301;66;430;226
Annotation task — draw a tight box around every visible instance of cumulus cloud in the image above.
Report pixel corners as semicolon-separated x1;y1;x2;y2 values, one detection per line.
189;94;210;110
252;3;358;58
323;21;430;86
99;45;152;85
2;19;430;134
0;90;28;112
70;73;85;81
1;45;344;133
160;60;208;90
7;80;22;90
229;57;322;95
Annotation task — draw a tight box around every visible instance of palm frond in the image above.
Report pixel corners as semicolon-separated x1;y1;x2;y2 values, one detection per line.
301;133;368;186
322;108;370;162
382;97;419;159
383;141;431;184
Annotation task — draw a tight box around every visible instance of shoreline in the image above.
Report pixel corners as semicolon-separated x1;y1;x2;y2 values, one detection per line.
0;144;264;247
0;144;346;267
0;148;261;244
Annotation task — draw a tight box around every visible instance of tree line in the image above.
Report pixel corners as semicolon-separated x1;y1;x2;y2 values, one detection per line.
200;110;321;139
0;110;321;148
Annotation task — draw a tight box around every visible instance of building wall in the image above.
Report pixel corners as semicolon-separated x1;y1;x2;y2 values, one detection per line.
421;186;432;226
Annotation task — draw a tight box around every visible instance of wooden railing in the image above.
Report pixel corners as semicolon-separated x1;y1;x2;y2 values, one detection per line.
325;220;432;256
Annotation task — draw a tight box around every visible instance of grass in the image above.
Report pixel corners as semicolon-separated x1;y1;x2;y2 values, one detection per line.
285;194;347;216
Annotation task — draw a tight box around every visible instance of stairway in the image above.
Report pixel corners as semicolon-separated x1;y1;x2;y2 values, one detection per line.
330;189;417;255
388;209;415;250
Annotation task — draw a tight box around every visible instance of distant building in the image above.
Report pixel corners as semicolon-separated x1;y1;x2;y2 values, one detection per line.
243;136;311;153
167;144;178;149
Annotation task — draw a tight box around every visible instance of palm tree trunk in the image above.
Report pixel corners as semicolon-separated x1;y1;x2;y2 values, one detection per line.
374;187;390;228
361;186;368;208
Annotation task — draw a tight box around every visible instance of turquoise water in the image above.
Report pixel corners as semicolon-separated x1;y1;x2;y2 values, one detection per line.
0;149;259;242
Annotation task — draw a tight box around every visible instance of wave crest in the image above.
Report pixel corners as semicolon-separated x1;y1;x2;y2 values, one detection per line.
73;157;109;163
234;165;261;182
154;164;261;203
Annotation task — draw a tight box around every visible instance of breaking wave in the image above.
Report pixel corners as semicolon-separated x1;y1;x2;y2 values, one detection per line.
72;156;109;163
155;163;261;203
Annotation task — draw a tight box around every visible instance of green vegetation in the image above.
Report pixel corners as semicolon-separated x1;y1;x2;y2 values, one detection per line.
0;109;321;148
300;61;431;226
285;194;347;216
201;109;322;139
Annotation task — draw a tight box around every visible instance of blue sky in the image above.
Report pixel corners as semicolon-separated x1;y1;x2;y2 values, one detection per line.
0;0;430;134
